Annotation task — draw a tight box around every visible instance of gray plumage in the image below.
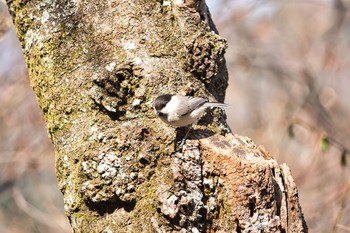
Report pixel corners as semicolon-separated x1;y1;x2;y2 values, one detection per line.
154;95;227;128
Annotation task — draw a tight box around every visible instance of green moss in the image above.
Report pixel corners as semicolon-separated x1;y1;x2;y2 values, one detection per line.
217;191;236;231
8;0;230;230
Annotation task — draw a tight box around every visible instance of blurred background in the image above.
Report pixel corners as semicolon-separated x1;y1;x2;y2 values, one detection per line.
1;0;350;232
0;2;71;233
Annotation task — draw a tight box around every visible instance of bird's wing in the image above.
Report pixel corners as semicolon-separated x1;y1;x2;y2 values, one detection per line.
178;96;207;116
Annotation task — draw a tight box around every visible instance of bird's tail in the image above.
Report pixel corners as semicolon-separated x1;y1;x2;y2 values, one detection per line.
206;102;228;109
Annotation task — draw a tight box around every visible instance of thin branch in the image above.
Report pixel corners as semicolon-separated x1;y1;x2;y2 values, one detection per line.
332;180;350;232
293;117;350;155
13;186;70;232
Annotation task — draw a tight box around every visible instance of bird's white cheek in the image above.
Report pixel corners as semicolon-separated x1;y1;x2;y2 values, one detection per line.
167;113;180;123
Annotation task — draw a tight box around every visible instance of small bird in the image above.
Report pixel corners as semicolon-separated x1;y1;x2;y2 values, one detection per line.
154;94;227;146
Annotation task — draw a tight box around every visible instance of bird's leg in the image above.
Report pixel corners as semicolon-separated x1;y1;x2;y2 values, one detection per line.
178;126;192;149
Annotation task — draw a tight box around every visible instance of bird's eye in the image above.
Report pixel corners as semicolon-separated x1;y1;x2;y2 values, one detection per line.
154;103;166;111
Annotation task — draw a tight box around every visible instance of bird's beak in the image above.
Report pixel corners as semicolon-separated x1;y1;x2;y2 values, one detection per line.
154;109;159;116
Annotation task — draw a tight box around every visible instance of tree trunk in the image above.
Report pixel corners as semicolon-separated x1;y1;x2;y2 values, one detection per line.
6;0;308;232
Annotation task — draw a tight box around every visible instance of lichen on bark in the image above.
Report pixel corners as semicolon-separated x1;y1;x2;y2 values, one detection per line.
6;0;307;232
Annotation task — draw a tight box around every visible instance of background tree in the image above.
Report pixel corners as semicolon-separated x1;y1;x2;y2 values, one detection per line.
4;0;308;232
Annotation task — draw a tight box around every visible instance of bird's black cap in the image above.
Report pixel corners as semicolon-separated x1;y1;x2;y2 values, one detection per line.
154;94;173;111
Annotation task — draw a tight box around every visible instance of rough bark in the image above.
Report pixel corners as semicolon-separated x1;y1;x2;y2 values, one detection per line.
6;0;307;232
